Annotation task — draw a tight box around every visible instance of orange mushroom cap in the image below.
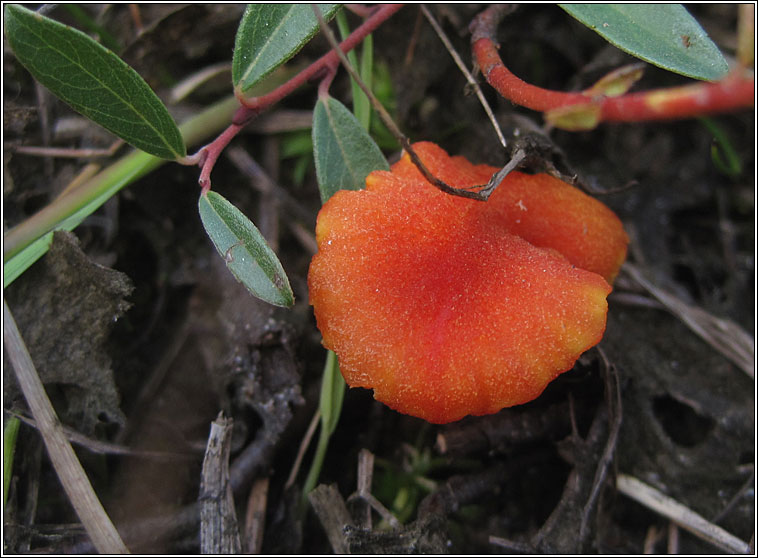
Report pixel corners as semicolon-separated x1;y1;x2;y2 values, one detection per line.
308;142;628;423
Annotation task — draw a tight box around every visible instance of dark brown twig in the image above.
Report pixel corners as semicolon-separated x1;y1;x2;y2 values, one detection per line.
313;5;520;201
578;347;622;543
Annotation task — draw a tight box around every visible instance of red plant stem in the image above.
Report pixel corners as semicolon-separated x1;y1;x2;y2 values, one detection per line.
317;61;339;99
345;4;377;19
197;4;403;191
472;37;588;112
237;3;403;111
198;119;245;194
596;75;755;121
471;5;755;123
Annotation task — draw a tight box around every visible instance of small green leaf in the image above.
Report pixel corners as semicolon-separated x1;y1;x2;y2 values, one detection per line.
559;4;729;81
199;191;294;307
233;4;341;94
4;4;185;159
313;95;389;203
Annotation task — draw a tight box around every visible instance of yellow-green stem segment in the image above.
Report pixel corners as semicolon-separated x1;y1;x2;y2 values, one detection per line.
4;95;240;286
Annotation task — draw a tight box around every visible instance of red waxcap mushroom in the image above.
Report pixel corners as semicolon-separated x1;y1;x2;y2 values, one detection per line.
308;142;628;423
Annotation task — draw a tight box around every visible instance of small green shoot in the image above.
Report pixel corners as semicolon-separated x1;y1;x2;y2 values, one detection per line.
301;350;345;510
336;10;373;131
699;117;744;178
4;417;21;508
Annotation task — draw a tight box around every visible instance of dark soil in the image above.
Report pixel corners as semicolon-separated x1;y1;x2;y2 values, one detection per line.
3;4;754;554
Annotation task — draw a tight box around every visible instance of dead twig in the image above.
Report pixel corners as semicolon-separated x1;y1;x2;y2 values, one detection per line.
419;4;507;150
308;484;353;554
7;411;196;461
578;348;622;542
243;477;269;554
284;409;321;491
622;263;754;378
199;413;241;554
711;468;755;524
616;474;751;554
346;449;400;529
312;5;521;202
224;145;313;224
12;143;124;159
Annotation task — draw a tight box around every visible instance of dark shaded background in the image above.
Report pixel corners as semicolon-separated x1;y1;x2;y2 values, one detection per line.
4;4;753;553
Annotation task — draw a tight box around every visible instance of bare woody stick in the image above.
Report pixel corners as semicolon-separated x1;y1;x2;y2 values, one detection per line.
616;474;751;554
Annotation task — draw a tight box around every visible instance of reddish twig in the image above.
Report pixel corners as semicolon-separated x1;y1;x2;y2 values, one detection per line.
470;5;755;127
317;61;339;99
197;119;246;194
344;4;378;19
314;3;503;201
193;4;403;191
236;4;403;111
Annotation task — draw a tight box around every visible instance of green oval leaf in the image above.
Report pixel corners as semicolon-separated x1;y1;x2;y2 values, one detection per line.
559;4;729;81
233;4;341;94
4;4;185;159
199;191;294;307
312;95;389;203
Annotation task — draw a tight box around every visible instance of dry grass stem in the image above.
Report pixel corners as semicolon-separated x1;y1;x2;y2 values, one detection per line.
616;474;750;554
623;263;754;378
3;301;129;553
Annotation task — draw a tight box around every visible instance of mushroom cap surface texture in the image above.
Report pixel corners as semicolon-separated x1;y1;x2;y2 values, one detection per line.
308;142;628;424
